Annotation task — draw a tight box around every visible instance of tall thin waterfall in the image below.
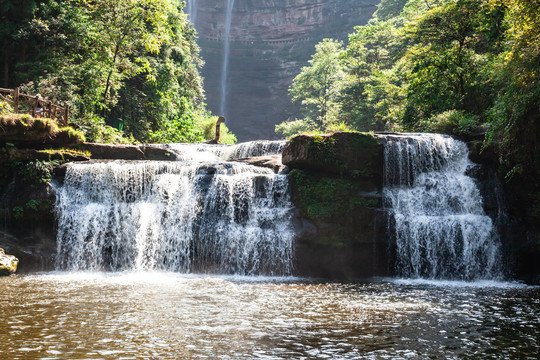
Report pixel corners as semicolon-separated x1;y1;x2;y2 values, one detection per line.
380;133;502;280
220;0;235;117
55;142;294;275
185;0;198;26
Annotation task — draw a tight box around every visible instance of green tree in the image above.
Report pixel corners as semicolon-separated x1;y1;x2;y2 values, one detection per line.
485;0;539;179
0;0;43;87
339;18;405;131
399;0;504;128
288;39;345;128
9;0;214;144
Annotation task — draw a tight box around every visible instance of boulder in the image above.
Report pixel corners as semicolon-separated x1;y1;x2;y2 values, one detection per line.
232;155;283;172
78;143;145;160
282;132;383;183
77;143;176;161
283;132;388;279
0;248;19;276
141;145;176;161
1;148;90;162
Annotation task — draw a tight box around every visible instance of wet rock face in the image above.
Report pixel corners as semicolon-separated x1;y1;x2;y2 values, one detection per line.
0;248;19;276
193;0;379;141
283;132;388;279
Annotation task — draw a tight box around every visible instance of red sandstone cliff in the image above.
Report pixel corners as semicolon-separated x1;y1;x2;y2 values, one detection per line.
191;0;379;140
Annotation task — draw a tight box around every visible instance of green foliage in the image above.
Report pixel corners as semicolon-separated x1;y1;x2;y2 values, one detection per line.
0;99;13;115
18;160;60;187
76;115;134;144
25;199;40;211
326;122;355;133
197;113;237;145
275;118;320;138
3;0;219;144
419;110;480;135
483;0;540;182
289;39;345;128
147;97;204;143
11;206;24;220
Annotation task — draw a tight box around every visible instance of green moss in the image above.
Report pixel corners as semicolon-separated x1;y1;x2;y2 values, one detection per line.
289;169;379;222
348;132;380;147
38;148;91;159
310;236;346;247
58;126;86;143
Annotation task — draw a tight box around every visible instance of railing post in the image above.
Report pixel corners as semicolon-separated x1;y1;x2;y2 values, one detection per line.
215;116;225;143
32;96;37;117
64;105;69;126
13;87;19;113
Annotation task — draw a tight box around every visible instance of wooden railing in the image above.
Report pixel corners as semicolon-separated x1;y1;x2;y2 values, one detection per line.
0;87;69;126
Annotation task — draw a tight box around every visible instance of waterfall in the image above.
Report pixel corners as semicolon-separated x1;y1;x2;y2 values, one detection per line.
380;133;502;280
55;142;294;275
162;140;288;162
220;0;235;117
185;0;198;26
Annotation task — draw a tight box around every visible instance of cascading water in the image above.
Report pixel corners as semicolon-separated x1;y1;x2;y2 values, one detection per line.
220;0;235;117
161;140;287;162
185;0;198;27
55;141;294;275
380;133;502;280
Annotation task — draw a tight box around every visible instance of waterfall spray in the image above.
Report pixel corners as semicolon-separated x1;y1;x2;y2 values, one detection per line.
55;141;294;275
380;133;502;280
185;0;199;26
220;0;235;117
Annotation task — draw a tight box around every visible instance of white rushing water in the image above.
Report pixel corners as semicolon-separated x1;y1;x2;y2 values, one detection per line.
55;141;294;275
162;140;287;162
185;0;199;26
380;133;502;280
220;0;235;117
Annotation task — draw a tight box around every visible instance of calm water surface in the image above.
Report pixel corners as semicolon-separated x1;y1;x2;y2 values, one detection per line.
0;273;539;359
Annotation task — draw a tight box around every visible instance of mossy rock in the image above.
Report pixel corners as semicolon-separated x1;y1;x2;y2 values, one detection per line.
283;132;383;183
289;169;381;222
0;114;85;147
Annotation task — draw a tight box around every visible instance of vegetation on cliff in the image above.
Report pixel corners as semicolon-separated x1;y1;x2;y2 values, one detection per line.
277;0;538;225
1;0;236;144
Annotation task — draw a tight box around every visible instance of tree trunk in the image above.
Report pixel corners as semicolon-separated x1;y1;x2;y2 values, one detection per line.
3;51;9;88
102;43;121;111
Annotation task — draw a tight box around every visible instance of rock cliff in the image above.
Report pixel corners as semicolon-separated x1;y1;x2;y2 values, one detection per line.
282;132;388;278
190;0;379;141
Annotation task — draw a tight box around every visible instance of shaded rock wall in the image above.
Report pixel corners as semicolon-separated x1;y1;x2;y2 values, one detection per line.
193;0;379;141
283;132;388;279
468;141;540;284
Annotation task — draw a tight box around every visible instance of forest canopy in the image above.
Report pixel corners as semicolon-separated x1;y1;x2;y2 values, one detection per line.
276;0;538;182
0;0;236;144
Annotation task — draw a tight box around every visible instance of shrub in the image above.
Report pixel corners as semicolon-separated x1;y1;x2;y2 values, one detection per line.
420;110;480;135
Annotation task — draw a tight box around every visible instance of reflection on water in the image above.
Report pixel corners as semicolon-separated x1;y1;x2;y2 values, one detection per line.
1;273;539;359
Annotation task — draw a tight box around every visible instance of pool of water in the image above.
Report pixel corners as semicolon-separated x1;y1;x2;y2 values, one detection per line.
1;273;539;359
